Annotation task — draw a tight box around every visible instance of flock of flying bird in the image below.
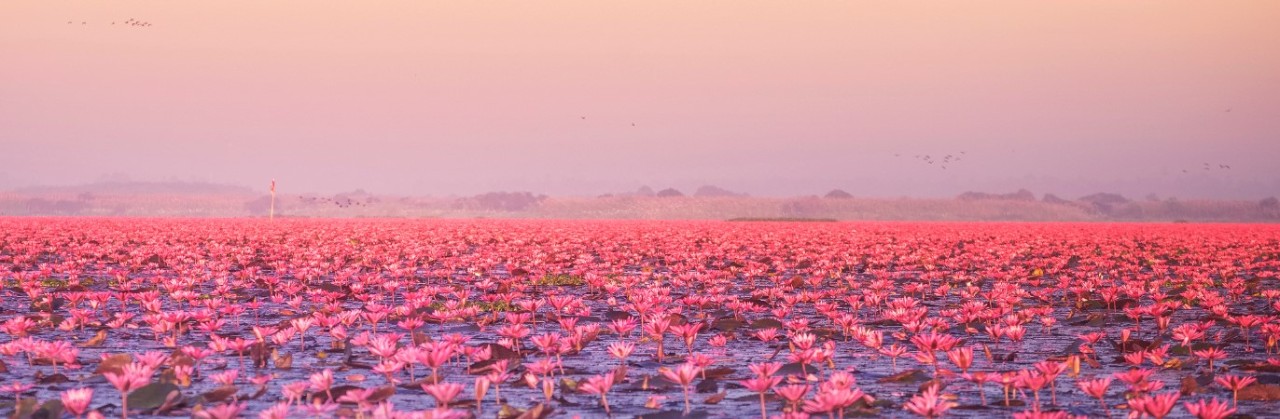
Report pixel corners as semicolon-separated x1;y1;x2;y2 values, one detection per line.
580;116;636;127
66;18;152;27
895;151;967;170
889;151;1234;175
1184;163;1232;173
297;196;375;209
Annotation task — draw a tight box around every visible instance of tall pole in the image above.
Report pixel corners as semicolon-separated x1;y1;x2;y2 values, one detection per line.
269;179;276;220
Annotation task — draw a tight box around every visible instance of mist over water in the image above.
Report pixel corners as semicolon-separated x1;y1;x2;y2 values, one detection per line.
2;1;1278;199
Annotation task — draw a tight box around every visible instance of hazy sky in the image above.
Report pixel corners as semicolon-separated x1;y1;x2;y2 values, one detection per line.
2;1;1278;198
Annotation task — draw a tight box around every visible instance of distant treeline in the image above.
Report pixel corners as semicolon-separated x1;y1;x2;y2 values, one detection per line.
2;183;1277;222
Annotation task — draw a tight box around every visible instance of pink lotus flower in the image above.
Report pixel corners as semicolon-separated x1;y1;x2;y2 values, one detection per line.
1214;374;1257;406
579;374;616;415
607;341;635;363
1194;347;1228;371
658;362;703;414
904;384;955;418
774;384;810;412
1129;392;1178;419
740;376;782;419
946;347;973;373
1184;397;1236;419
194;401;246;419
309;369;335;400
104;362;154;419
256;403;291;419
1077;376;1112;411
61;388;94;418
421;382;464;408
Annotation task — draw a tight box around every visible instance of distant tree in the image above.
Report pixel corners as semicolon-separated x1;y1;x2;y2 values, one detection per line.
1078;193;1130;206
460;191;545;211
959;189;1036;201
693;185;746;197
957;191;994;201
781;196;825;217
1261;197;1280;220
24;198;87;215
824;189;854;199
1078;193;1130;214
1042;193;1071;205
635;186;656;197
1007;189;1036;201
244;196;276;216
655;188;685;197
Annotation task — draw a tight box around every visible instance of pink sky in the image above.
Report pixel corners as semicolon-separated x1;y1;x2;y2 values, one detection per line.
2;1;1278;198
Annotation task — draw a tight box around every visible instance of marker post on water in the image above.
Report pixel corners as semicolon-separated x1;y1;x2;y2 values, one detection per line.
269;179;276;220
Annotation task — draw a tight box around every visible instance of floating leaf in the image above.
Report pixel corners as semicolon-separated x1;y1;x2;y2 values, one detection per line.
559;377;579;393
514;403;554;419
11;398;38;419
637;410;710;419
702;367;735;380
776;363;808;377
711;317;743;332
497;404;522;419
366;386;396;404
128;382;183;411
878;369;930;384
274;351;293;369
695;378;719;393
35;399;64;419
703;392;727;404
1180;375;1203;395
36;373;70;384
81;329;108;347
95;354;133;376
198;385;238;403
480;343;522;361
750;318;783;330
1238;384;1280;401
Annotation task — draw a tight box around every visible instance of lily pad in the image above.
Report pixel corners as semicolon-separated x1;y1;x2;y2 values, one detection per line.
1238;384;1280;401
878;369;930;383
198;385;238;403
94;354;132;375
33;399;64;419
128;382;184;412
750;318;783;330
711;317;743;332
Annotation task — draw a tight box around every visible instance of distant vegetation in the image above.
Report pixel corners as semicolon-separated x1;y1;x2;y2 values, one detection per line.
2;182;1278;222
453;191;546;212
824;189;854;199
727;217;838;222
957;188;1036;201
655;188;684;197
693;185;747;198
